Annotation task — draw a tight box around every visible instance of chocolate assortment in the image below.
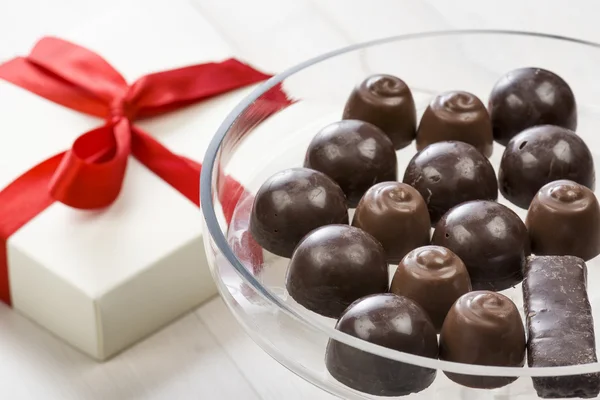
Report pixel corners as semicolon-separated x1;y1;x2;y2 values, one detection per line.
325;293;438;396
246;66;600;396
304;120;397;207
416;91;493;157
352;182;430;263
403;141;498;224
489;67;577;146
499;124;594;209
523;256;600;398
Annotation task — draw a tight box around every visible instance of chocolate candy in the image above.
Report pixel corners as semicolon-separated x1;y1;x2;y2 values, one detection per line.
403;141;498;225
286;225;388;318
352;182;430;263
431;200;530;291
304;120;397;207
250;168;348;258
498;125;595;209
526;180;600;261
342;74;417;150
489;67;577;146
416;91;493;157
326;293;438;396
390;245;472;332
523;256;600;398
439;291;526;389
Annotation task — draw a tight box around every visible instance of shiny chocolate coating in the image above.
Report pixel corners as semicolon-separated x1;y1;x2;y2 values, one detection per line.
439;291;526;389
390;245;472;332
286;225;388;318
304;120;397;207
498;125;595;209
342;74;417;150
352;182;431;263
403;141;498;225
489;67;577;146
526;180;600;261
431;200;530;291
416;91;493;157
250;168;348;258
326;293;438;396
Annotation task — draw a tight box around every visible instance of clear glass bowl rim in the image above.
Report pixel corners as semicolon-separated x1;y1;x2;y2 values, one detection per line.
201;29;600;377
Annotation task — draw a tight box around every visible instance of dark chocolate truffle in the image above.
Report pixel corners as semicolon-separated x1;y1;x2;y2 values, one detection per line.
523;256;600;398
416;91;493;157
403;141;498;225
390;245;472;332
352;182;430;263
498;125;595;209
304;120;397;207
489;67;577;146
286;225;388;318
342;74;416;150
431;200;530;291
250;168;348;258
526;180;600;261
326;293;438;396
439;291;526;389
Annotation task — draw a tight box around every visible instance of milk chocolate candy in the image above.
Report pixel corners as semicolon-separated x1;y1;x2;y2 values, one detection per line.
304;120;397;207
326;293;438;396
286;225;388;318
250;168;348;258
352;182;431;264
416;91;493;157
526;180;600;261
343;74;417;149
523;256;600;398
489;67;577;146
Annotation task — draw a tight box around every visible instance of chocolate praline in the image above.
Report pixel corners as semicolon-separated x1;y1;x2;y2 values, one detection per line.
342;74;417;150
489;67;577;146
403;141;498;225
431;200;530;291
498;125;595;209
304;120;397;207
390;245;472;332
286;225;388;318
526;180;600;261
326;293;438;396
250;168;348;258
439;291;526;389
416;91;493;157
352;182;431;264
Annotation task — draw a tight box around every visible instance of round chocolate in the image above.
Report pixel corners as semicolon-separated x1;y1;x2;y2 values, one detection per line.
526;180;600;261
403;141;498;225
286;225;388;318
326;293;438;396
304;120;397;207
431;200;530;291
416;91;493;157
498;125;595;209
489;67;577;146
250;168;348;258
352;182;430;263
439;291;526;389
390;245;472;332
342;74;417;150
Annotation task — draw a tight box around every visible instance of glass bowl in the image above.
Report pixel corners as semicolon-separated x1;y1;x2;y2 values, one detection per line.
200;30;600;399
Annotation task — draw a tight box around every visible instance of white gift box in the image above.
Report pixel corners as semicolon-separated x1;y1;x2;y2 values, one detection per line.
0;0;263;360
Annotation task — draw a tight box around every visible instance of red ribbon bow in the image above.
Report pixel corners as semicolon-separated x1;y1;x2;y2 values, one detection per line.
0;37;289;305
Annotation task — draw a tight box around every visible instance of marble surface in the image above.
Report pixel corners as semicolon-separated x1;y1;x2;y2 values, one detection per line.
1;0;599;398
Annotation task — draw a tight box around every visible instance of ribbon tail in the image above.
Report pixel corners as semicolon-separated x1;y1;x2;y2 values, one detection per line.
0;153;63;304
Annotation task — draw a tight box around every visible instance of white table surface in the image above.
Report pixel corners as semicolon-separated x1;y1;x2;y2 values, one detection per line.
1;1;600;398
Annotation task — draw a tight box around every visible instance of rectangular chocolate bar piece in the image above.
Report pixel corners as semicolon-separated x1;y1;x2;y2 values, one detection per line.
523;256;600;398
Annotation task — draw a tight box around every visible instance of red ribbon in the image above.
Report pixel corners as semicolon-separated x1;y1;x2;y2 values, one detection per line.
0;37;290;305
